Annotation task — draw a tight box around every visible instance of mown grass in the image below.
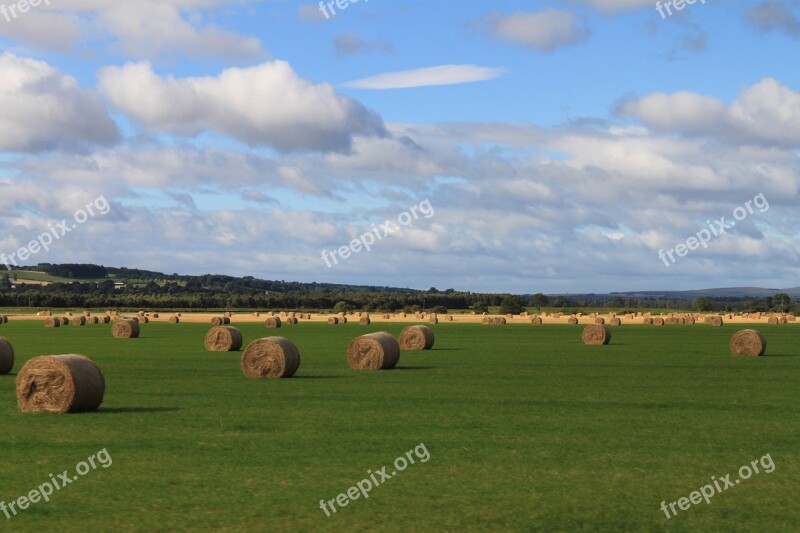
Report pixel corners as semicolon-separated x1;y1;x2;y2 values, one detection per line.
0;320;797;532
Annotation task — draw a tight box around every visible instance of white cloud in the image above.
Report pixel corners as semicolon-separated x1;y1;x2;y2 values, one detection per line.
486;9;591;52
98;60;387;152
342;65;505;90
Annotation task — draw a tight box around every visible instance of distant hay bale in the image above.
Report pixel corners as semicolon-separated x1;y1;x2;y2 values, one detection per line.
582;324;611;345
112;319;139;339
595;317;605;325
83;311;91;317
685;317;696;325
169;316;180;324
481;317;490;324
653;318;665;326
399;325;434;350
340;317;348;324
446;315;454;322
327;317;339;325
709;316;724;327
665;318;679;325
779;317;788;324
241;337;301;379
204;326;243;352
225;312;233;318
59;317;69;326
531;317;543;325
0;337;13;374
788;315;796;322
101;316;111;324
493;317;507;325
643;318;653;325
44;317;60;328
16;354;105;413
347;332;400;370
768;317;779;325
359;317;371;326
89;317;99;325
610;318;622;326
176;313;182;317
730;329;767;357
139;316;150;324
253;312;261;317
152;313;159;319
382;314;391;319
567;317;579;325
211;317;225;326
429;317;439;324
71;317;86;327
129;317;140;324
223;317;231;324
265;317;282;329
285;317;299;325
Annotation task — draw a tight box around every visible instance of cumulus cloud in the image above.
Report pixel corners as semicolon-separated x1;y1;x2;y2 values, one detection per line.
333;33;395;56
747;1;800;38
98;60;387;152
485;9;591;52
0;53;118;152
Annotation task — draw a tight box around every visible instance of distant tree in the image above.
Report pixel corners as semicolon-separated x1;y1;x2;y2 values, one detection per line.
0;274;11;291
432;305;448;314
473;301;488;314
499;295;526;315
771;293;792;313
692;297;712;312
333;301;348;313
529;293;550;310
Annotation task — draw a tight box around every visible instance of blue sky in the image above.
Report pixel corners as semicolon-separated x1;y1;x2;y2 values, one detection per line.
1;0;799;293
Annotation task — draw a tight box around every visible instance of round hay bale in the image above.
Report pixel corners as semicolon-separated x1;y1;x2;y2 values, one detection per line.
779;317;788;324
399;325;435;350
253;312;261;317
347;332;400;370
595;317;605;325
152;313;159;319
610;318;622;326
223;317;231;324
359;317;371;326
340;316;348;324
176;312;182;317
83;311;91;317
112;319;139;339
582;324;611;345
89;317;100;325
241;337;300;378
101;316;110;324
16;354;105;413
768;317;779;325
665;317;679;325
653;318;665;326
429;317;439;324
169;316;180;324
531;317;543;325
730;329;767;357
59;317;70;326
481;317;490;324
493;317;507;325
567;317;579;325
204;326;243;352
788;315;796;322
685;317;696;325
265;317;282;329
0;337;13;374
643;318;653;325
71;316;87;327
709;316;724;327
139;316;150;324
328;317;339;325
225;312;233;318
211;317;224;326
44;317;60;328
129;317;140;324
286;317;299;325
446;315;454;322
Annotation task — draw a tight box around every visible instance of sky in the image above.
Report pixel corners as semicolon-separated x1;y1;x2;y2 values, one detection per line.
0;0;799;293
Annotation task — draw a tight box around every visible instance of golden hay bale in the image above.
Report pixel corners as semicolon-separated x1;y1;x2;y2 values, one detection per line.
112;319;140;339
610;318;622;326
531;317;543;325
788;315;796;322
382;314;391;319
429;317;439;324
59;317;70;326
101;316;110;324
253;312;261;317
265;317;282;329
399;325;435;350
595;317;605;325
71;316;87;327
730;329;767;357
359;317;371;326
129;317;140;323
481;317;490;324
211;317;225;326
83;311;91;317
779;317;788;324
643;318;653;325
225;312;233;318
653;318;665;326
241;337;300;378
709;316;724;327
446;315;454;322
176;312;182;317
493;317;507;325
340;316;348;324
67;312;73;316
285;317;299;325
347;332;400;370
169;316;180;324
152;313;159;319
327;317;339;325
685;317;696;325
44;317;60;328
768;317;779;325
665;317;679;325
204;326;243;352
139;316;150;324
16;354;105;413
0;337;13;374
567;317;579;325
582;324;611;345
89;317;100;325
223;317;231;324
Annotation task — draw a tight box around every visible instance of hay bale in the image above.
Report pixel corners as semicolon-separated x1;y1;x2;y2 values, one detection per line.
666;317;679;325
567;317;579;325
129;317;140;323
779;317;788;324
89;317;100;325
610;318;622;326
347;332;400;370
531;317;543;325
223;317;231;324
204;326;243;352
653;318;665;326
730;329;767;357
241;337;300;378
595;317;606;325
71;316;86;327
685;317;696;325
340;316;348;324
768;317;779;325
169;316;180;324
44;317;60;328
359;317;371;326
285;317;299;325
211;317;223;326
493;317;507;325
399;325;435;350
265;317;282;329
152;313;159;319
709;316;724;327
643;318;653;325
16;354;105;413
446;315;454;322
0;337;13;374
139;316;150;324
481;317;490;324
112;319;140;339
59;317;69;326
429;317;439;324
582;324;611;345
328;317;339;325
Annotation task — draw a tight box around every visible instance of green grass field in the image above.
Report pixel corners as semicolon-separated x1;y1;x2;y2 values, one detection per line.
0;321;798;532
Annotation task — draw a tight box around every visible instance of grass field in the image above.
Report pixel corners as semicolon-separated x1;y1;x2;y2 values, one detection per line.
1;321;798;531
